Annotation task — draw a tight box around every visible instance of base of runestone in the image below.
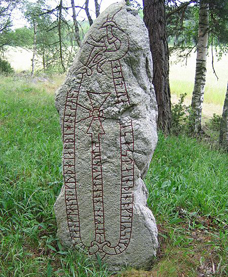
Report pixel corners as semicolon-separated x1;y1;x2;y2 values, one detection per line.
54;2;158;271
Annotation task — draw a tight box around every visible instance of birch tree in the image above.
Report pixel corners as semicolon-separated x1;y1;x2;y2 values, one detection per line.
24;2;41;75
190;0;209;133
31;21;37;76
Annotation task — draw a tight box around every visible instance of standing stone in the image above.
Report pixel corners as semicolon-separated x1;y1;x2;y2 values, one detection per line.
55;2;158;270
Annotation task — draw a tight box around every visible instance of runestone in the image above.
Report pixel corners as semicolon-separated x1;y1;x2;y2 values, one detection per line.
55;2;158;270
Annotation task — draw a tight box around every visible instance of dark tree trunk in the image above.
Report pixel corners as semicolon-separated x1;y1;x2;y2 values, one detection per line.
94;0;100;18
219;83;228;151
85;0;93;26
58;0;65;72
143;0;171;134
71;0;81;47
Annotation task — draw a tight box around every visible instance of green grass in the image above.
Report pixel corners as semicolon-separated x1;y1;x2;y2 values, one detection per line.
170;80;226;106
0;76;111;276
146;134;228;223
144;134;228;276
0;75;227;276
169;51;228;107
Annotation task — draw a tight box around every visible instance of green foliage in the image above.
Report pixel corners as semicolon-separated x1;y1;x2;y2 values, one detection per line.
171;93;190;134
3;27;33;47
171;93;197;135
167;3;198;54
0;57;14;73
0;0;19;33
206;113;222;131
208;0;228;47
167;1;228;57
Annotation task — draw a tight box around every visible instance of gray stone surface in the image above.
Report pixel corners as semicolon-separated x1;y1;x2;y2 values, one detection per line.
55;1;158;270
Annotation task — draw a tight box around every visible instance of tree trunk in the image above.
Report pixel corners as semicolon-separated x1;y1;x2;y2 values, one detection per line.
71;0;81;47
219;83;228;151
143;0;171;134
94;0;100;18
191;1;209;133
42;49;46;71
31;21;37;76
85;0;93;26
58;0;65;72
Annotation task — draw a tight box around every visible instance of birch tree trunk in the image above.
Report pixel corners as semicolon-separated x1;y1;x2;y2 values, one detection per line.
71;0;81;47
191;1;209;133
219;83;228;151
31;21;37;76
143;0;171;134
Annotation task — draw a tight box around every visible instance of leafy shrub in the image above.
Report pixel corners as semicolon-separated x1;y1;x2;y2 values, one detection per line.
0;58;14;74
206;113;222;131
171;93;192;134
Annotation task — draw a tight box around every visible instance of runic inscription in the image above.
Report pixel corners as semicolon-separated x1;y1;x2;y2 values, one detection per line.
62;9;134;258
56;2;159;270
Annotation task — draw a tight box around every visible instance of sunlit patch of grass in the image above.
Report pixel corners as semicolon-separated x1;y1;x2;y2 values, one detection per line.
170;51;227;106
170;79;226;106
170;79;193;99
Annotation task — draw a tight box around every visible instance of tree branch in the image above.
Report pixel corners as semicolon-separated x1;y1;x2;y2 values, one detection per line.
211;41;219;80
167;0;196;19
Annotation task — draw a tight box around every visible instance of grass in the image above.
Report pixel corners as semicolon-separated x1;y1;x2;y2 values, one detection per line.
170;51;228;107
145;135;228;276
170;79;226;106
145;135;228;223
0;76;111;276
0;75;227;276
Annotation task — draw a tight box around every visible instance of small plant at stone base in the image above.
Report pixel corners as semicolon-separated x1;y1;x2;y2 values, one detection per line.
0;58;14;74
171;93;191;135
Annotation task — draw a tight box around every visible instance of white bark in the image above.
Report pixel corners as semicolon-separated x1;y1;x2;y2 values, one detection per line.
31;21;37;76
191;1;209;133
